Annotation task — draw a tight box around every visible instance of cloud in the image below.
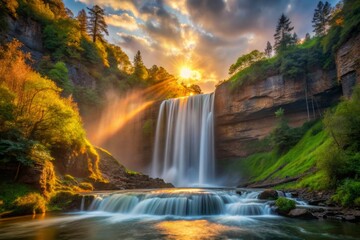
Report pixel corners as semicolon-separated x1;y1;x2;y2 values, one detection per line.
76;0;140;16
68;0;335;93
105;13;138;31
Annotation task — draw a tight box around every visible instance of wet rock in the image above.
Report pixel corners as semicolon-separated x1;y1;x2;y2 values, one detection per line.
258;189;278;200
288;208;315;219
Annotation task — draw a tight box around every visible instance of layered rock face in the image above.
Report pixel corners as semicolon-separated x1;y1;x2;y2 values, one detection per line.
214;70;342;159
95;148;173;190
336;33;360;97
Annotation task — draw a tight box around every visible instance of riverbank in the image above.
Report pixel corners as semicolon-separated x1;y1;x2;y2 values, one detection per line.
1;188;360;240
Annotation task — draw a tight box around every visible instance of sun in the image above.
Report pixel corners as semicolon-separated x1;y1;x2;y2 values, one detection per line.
180;67;192;79
179;66;201;80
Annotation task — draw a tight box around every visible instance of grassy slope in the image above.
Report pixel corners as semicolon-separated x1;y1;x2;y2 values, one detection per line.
228;122;330;189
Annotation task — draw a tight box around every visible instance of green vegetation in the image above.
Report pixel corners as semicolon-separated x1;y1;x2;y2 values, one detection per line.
47;61;73;95
229;50;265;75
229;121;328;184
0;183;32;212
319;87;360;206
275;197;296;213
0;39;103;214
269;108;316;154
312;1;332;37
2;0;199;117
274;14;296;53
228;87;360;207
332;179;360;207
226;0;359;90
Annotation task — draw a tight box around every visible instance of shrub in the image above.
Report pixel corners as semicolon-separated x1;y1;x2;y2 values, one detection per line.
275;197;296;213
13;193;46;215
48;61;73;95
332;179;360;207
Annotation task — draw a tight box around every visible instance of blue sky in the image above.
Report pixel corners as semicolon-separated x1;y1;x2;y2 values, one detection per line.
63;0;340;92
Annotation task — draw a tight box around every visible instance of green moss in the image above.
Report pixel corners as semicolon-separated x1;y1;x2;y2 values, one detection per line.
275;197;296;213
48;190;81;211
126;169;140;176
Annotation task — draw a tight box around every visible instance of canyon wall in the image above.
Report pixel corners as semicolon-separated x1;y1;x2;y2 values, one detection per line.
336;33;360;97
213;33;359;160
214;70;342;159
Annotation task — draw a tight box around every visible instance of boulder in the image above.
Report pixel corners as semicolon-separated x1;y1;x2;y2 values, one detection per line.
288;208;315;219
258;189;278;200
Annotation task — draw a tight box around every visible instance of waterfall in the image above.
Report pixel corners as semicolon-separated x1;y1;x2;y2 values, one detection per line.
87;189;273;216
151;93;215;187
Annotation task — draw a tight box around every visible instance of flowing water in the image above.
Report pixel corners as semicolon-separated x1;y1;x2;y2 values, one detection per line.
1;188;359;240
151;94;215;187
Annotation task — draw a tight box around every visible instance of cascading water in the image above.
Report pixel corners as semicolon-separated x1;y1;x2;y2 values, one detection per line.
151;93;215;187
87;189;273;216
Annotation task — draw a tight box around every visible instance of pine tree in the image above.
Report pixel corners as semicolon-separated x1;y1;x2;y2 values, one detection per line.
312;1;332;36
292;32;298;44
265;41;272;58
77;9;87;34
87;5;109;43
133;50;148;80
274;14;294;53
305;32;311;42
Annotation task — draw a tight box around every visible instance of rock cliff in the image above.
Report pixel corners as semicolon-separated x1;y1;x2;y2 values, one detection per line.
214;70;342;159
336;33;360;97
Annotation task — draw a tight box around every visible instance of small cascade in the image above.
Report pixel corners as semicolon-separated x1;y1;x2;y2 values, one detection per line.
87;189;273;217
80;196;85;211
151;94;215;187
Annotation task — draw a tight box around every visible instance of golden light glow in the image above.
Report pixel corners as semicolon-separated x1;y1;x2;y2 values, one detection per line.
156;220;237;240
180;67;192;79
179;66;201;80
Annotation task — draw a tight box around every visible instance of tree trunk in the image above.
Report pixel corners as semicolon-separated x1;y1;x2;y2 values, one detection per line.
14;162;21;181
304;75;310;121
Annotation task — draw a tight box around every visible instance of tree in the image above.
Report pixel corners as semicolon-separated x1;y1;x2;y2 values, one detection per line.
274;14;295;53
77;9;87;34
133;50;148;80
305;32;311;42
292;32;299;44
312;1;332;36
265;41;272;58
87;5;108;43
48;61;73;96
229;50;265;75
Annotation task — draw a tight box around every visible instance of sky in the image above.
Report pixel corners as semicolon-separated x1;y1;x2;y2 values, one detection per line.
64;0;339;93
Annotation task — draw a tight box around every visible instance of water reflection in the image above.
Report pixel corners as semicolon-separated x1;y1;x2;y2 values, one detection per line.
156;220;236;240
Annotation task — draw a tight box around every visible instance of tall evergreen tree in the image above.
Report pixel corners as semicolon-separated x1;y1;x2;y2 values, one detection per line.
77;9;87;34
305;32;311;42
265;41;272;58
312;1;332;36
274;14;294;53
133;50;148;80
292;32;298;44
87;5;108;43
